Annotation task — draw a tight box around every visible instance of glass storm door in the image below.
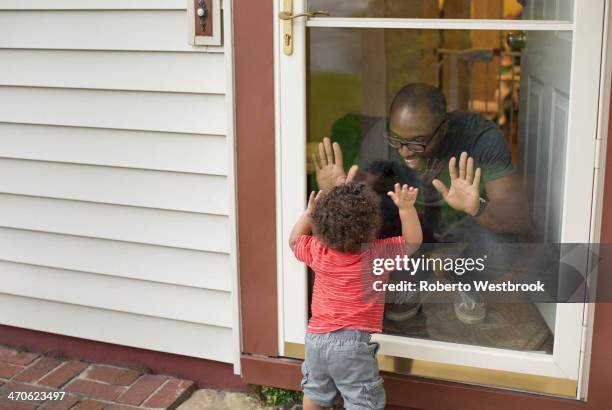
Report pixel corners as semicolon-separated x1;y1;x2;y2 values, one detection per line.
276;0;605;399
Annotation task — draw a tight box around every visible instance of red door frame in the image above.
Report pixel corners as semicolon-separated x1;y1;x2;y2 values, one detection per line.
234;2;612;408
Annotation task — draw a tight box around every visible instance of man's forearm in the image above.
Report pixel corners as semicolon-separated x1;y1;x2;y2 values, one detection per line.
473;200;533;236
472;174;534;237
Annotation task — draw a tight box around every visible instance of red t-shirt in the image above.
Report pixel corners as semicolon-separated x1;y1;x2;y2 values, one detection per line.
293;234;405;334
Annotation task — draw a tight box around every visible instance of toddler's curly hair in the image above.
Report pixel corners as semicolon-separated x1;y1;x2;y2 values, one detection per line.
312;182;382;253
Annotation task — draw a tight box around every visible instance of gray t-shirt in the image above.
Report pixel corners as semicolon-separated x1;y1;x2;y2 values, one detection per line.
435;110;516;183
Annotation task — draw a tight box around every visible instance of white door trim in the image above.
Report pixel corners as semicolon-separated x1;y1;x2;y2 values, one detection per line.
307;17;573;31
578;0;612;399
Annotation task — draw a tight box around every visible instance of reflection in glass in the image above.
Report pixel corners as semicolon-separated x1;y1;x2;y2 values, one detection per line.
308;0;574;21
306;25;573;355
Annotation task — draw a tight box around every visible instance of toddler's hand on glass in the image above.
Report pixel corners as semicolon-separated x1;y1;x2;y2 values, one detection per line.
387;183;419;210
305;190;322;216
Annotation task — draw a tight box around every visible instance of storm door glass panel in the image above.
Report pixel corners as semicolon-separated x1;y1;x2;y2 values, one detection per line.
308;0;574;21
306;24;573;356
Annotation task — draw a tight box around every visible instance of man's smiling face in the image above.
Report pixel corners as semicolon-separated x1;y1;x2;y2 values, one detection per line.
388;105;446;170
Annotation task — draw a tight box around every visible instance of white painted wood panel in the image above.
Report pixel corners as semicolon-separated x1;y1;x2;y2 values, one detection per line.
0;10;221;52
548;92;569;243
0;261;232;328
220;0;240;374
0;228;231;291
0;194;230;253
0;50;225;94
0;123;227;175
0;87;226;135
0;159;228;214
0;294;233;363
0;0;186;10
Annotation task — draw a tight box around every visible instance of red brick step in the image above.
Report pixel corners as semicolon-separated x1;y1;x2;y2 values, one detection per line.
0;344;197;410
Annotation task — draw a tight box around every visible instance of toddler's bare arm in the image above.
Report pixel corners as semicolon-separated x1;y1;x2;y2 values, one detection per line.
388;183;423;255
289;191;319;252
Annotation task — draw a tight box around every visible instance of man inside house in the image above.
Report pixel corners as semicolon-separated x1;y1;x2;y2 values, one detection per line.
313;82;534;325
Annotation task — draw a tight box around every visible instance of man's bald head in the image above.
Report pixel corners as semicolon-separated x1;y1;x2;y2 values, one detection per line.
389;83;447;129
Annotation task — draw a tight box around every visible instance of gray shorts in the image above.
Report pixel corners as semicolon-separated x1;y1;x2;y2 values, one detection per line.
301;329;385;410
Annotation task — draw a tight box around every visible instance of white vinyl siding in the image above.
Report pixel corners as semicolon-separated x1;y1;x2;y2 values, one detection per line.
0;1;239;367
0;87;226;134
0;293;233;363
0;10;219;52
0;124;228;174
0;50;226;94
0;160;229;214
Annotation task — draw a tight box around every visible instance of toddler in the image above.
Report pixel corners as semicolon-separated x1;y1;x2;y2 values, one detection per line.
289;181;422;410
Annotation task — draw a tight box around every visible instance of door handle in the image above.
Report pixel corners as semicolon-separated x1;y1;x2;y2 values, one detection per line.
278;11;330;20
279;0;329;56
